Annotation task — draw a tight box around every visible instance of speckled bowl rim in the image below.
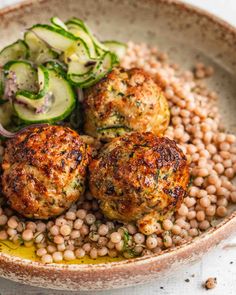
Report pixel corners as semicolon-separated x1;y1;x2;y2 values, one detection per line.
0;0;236;273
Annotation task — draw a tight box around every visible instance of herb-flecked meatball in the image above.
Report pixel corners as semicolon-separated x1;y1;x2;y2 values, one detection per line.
1;125;89;219
83;67;170;141
89;132;190;235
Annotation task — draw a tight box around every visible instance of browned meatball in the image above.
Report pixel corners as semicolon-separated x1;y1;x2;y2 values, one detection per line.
89;132;190;235
83;67;170;142
1;125;89;219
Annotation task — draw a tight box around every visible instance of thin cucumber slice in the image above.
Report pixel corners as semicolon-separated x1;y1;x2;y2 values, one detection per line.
68;52;113;86
82;52;116;88
15;66;51;113
64;38;94;77
103;40;127;60
68;73;94;87
64;38;91;64
0;40;29;67
30;24;77;52
68;51;114;87
15;92;49;111
24;31;58;64
67;18;108;53
68;59;96;77
51;17;68;31
66;21;97;59
4;60;38;93
15;66;50;111
16;65;49;100
14;68;76;123
0;69;6;104
67;18;86;30
37;65;49;94
44;60;67;77
94;51;115;76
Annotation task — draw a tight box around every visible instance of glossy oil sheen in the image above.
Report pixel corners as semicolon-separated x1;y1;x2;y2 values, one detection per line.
0;241;123;264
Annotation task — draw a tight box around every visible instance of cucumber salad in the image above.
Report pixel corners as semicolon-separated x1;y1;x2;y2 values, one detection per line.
0;17;126;132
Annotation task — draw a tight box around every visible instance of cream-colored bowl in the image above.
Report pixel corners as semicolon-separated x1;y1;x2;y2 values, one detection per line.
0;0;236;291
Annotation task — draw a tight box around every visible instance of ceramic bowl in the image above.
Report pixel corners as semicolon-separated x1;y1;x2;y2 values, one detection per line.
0;0;236;291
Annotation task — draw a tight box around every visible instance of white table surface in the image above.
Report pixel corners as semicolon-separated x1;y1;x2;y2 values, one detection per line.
0;1;236;294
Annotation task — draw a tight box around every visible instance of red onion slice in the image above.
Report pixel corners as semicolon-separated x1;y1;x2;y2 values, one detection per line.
0;124;16;138
0;123;50;138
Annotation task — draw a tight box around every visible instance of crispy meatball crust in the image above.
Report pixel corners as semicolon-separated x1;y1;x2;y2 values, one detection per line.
83;67;170;141
89;132;190;234
2;125;89;219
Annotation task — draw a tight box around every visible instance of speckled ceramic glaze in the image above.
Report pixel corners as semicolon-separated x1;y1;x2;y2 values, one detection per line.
0;0;236;291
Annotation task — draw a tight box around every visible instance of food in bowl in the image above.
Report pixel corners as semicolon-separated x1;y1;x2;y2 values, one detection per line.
83;67;170;141
0;17;235;264
89;132;189;235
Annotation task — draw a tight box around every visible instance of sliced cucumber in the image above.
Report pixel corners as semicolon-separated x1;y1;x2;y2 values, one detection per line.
0;16;128;127
67;18;86;31
15;92;49;111
64;39;91;64
103;40;127;60
16;65;49;100
14;68;75;123
68;51;114;87
66;21;97;59
64;37;96;79
0;40;29;67
24;31;58;64
67;18;108;54
37;65;49;95
51;17;68;31
44;60;67;77
68;73;94;87
68;59;96;77
0;69;6;104
15;66;50;112
4;60;38;93
30;24;77;52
